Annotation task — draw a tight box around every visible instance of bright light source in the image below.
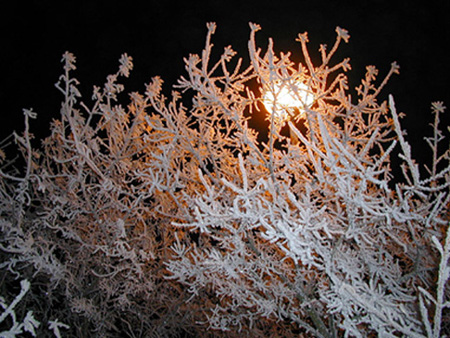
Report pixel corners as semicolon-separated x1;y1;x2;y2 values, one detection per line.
263;81;313;121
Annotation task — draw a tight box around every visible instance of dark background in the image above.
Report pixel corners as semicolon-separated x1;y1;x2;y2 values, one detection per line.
1;0;449;165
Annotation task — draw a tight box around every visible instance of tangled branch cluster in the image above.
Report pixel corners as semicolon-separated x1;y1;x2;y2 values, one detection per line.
1;23;449;337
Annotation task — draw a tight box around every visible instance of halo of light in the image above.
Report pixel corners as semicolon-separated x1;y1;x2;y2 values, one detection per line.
263;81;313;121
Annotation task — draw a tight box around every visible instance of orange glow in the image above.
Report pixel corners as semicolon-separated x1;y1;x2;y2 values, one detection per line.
263;81;313;121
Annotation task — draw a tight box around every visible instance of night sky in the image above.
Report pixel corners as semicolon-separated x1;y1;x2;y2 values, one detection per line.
1;1;449;164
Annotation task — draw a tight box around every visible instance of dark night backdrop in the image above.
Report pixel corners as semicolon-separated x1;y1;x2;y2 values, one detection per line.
1;0;449;166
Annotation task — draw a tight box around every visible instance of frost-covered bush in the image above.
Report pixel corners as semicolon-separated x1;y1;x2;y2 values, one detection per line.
1;22;449;337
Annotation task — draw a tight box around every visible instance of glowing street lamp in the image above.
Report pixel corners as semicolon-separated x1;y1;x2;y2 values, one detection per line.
262;81;314;122
262;81;313;145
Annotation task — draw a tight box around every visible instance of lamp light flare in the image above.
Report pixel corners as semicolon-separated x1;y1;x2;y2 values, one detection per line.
263;82;314;121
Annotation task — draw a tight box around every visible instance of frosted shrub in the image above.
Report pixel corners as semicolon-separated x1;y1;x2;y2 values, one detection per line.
1;51;204;336
0;22;449;337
